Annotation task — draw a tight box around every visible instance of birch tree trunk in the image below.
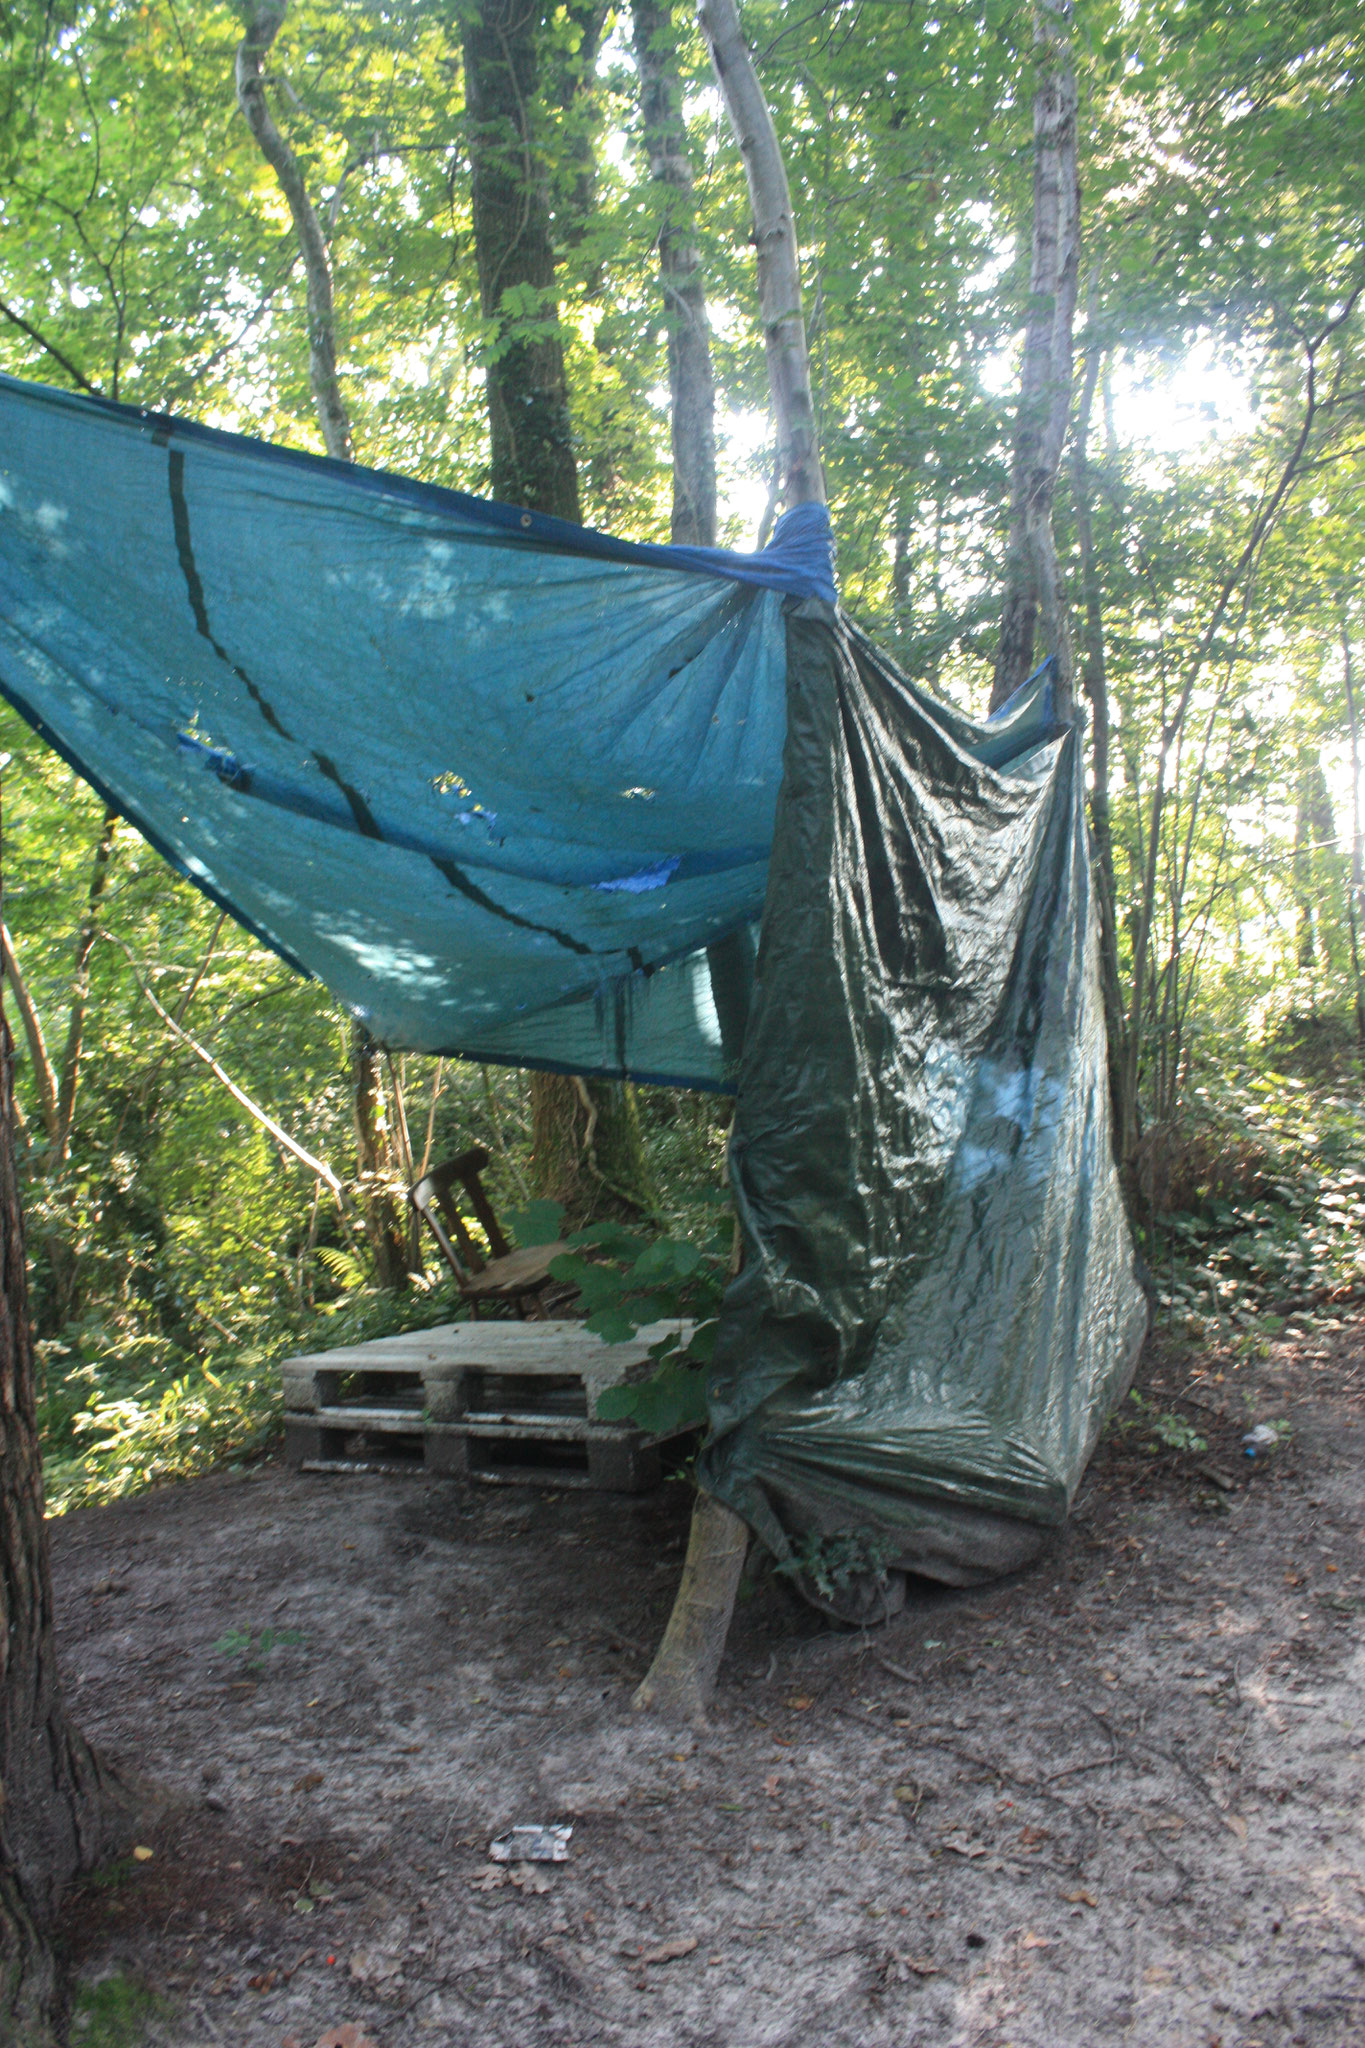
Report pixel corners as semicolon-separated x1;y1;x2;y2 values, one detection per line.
990;0;1079;715
235;1;409;1284
1071;328;1125;1118
463;0;653;1222
235;2;353;462
634;0;718;546
634;0;824;1723
697;0;823;509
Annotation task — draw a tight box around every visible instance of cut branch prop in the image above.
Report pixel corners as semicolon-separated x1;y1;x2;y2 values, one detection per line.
632;0;826;1724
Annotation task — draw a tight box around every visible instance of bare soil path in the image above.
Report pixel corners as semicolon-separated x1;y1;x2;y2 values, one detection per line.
52;1318;1365;2047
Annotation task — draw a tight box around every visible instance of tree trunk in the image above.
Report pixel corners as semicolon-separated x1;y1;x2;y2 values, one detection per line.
1342;620;1365;1048
236;2;410;1281
235;2;353;461
634;0;718;546
463;0;653;1222
352;1020;410;1287
1070;328;1125;1126
54;809;118;1168
1;831;127;2041
463;0;582;520
634;0;822;1724
632;1490;749;1722
697;0;823;509
0;927;58;1152
990;0;1079;715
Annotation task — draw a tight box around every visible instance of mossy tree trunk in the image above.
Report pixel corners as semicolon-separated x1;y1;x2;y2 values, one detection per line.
634;0;718;548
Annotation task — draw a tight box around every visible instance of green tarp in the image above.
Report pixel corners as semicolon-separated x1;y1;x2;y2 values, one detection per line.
701;604;1147;1592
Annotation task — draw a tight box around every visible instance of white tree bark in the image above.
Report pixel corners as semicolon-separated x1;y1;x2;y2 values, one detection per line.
235;2;354;461
696;0;824;508
991;0;1079;713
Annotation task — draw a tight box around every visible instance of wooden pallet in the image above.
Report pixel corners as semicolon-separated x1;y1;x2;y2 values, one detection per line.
280;1318;695;1492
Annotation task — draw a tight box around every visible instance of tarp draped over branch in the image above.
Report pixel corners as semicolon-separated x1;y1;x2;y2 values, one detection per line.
0;365;1143;1593
701;608;1147;1580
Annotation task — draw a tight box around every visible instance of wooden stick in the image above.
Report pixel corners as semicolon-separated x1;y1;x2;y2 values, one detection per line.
633;1489;751;1724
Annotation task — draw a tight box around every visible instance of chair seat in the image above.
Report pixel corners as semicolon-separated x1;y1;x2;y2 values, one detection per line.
459;1240;573;1298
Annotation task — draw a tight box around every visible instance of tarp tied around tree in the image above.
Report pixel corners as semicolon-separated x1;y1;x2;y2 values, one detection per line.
0;367;1144;1582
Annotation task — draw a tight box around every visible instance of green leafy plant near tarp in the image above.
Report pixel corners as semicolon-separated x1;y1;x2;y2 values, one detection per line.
507;1197;729;1437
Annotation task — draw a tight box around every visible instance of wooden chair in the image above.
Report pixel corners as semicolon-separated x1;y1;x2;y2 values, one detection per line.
409;1148;573;1319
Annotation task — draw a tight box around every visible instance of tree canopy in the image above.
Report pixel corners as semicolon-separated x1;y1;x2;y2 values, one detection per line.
0;0;1363;1508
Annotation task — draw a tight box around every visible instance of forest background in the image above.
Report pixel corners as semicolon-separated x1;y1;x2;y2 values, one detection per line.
1;0;1363;1516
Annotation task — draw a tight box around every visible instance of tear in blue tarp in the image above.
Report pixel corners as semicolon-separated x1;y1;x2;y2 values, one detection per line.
0;373;836;1087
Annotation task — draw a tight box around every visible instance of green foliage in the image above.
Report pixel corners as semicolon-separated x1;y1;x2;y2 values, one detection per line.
775;1528;904;1606
533;1207;730;1434
1127;1391;1207;1457
503;1199;569;1248
69;1972;170;2047
0;0;1360;1523
212;1624;305;1667
1140;1067;1365;1341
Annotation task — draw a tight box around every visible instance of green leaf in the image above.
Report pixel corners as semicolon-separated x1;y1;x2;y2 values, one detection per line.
566;1220;647;1259
586;1306;638;1343
686;1319;719;1365
504;1199;565;1247
547;1253;623;1313
629;1237;702;1286
595;1360;708;1436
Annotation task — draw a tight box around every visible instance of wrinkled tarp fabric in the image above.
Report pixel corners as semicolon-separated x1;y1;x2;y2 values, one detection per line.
0;372;1146;1573
0;374;837;1088
700;604;1148;1568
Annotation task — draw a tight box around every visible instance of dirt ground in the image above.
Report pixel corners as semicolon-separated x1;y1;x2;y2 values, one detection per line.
50;1316;1365;2048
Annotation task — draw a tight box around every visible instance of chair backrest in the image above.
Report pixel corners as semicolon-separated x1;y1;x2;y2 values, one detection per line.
409;1147;512;1286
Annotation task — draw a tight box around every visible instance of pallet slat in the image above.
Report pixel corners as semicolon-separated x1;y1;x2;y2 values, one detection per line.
281;1316;694;1492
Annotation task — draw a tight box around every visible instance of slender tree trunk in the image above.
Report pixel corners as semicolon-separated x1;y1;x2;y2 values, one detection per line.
1293;746;1319;971
0;927;58;1151
1070;329;1125;1123
697;0;823;509
634;0;717;546
990;0;1079;714
1341;620;1365;1049
463;0;653;1223
1;810;127;2041
235;3;353;461
352;1021;410;1285
635;0;823;1724
53;809;118;1168
236;1;410;1281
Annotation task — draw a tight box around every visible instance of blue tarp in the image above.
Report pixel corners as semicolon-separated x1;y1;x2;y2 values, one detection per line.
0;369;1146;1581
0;373;835;1087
